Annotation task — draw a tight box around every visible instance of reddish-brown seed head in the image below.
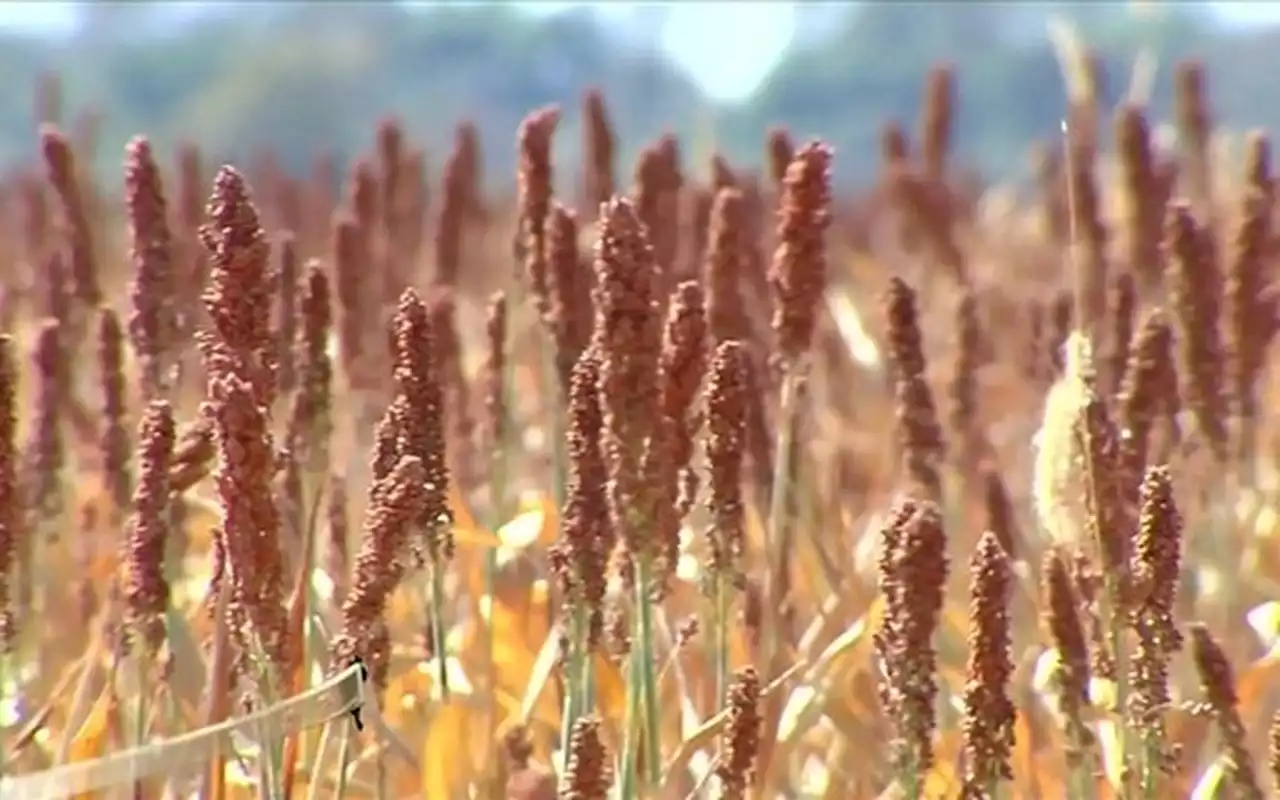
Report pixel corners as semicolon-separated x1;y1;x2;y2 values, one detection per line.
549;349;611;646
98;307;131;515
200;165;276;406
658;280;708;516
716;667;762;800
769;141;833;364
391;289;453;563
122;400;176;654
704;339;748;581
207;367;289;672
546;202;593;396
125;135;177;400
331;455;428;670
0;336;17;650
591;197;664;561
288;262;333;478
562;715;612;800
885;276;946;501
961;531;1015;795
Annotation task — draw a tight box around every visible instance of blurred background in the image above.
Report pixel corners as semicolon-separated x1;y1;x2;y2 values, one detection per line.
0;1;1277;189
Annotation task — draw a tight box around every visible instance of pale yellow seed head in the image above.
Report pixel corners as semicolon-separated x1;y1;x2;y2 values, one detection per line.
1032;331;1094;546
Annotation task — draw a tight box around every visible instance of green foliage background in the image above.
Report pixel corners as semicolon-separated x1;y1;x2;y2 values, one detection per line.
1;2;1272;189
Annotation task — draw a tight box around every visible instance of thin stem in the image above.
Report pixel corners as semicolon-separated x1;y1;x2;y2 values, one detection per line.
712;572;728;710
0;652;9;776
635;555;661;789
899;748;921;800
619;643;641;800
132;655;149;798
1139;732;1159;800
480;288;517;793
304;720;335;800
762;369;799;672
430;560;450;700
558;603;589;779
543;348;568;512
332;721;354;800
375;752;388;800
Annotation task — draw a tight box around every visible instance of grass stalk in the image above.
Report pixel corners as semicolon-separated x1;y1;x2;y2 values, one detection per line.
762;368;800;670
711;572;728;710
634;554;661;790
0;651;9;776
558;602;589;774
331;721;354;800
374;752;387;800
899;748;921;800
619;647;640;800
480;282;519;794
131;655;149;798
429;560;450;700
303;720;334;800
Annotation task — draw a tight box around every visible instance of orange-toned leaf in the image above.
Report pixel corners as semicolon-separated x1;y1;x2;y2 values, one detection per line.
1234;642;1280;711
65;685;119;800
592;651;627;722
496;493;558;552
280;525;315;800
449;478;478;531
172;494;225;566
421;698;472;798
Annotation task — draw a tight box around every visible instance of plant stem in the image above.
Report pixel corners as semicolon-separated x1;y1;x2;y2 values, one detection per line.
543;346;567;512
304;721;334;800
712;572;728;709
558;602;589;775
635;555;661;789
899;749;921;800
619;645;641;800
430;561;450;700
132;654;149;799
762;369;799;671
375;754;388;800
332;722;354;800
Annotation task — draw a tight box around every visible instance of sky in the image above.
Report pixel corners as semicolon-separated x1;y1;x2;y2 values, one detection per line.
0;1;1277;102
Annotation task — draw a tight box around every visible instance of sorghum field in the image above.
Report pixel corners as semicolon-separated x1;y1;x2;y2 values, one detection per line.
0;51;1279;800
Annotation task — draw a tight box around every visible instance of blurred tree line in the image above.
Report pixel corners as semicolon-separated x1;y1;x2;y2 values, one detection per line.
0;1;1274;191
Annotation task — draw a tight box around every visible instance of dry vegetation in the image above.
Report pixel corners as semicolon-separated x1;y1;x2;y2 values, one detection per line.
2;52;1280;800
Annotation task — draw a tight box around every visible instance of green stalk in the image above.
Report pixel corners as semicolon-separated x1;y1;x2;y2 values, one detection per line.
482;395;512;795
332;721;354;800
304;720;335;800
1061;715;1091;800
544;351;568;512
634;555;661;789
299;473;325;769
762;369;800;670
558;604;589;778
899;748;921;800
375;755;388;800
132;655;149;798
430;560;450;700
1138;732;1159;800
619;645;641;800
712;572;728;710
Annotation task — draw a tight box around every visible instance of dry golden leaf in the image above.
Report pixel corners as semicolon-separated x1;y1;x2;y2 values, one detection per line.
496;493;557;552
592;652;626;723
65;685;119;800
280;530;315;800
178;494;223;553
1095;718;1125;791
422;698;473;798
1234;641;1280;711
921;729;961;797
482;580;556;729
